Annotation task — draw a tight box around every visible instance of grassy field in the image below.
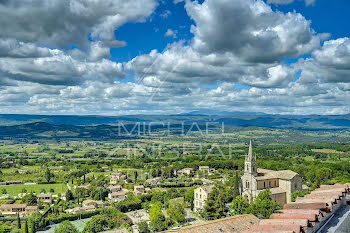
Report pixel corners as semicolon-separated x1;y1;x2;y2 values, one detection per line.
311;149;344;154
1;183;67;196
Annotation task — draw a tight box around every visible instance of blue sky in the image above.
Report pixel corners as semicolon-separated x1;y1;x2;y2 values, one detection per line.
113;0;350;62
0;0;350;115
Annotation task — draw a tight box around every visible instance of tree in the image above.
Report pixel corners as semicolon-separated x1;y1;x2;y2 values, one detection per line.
0;223;11;233
234;171;240;197
22;193;37;206
230;196;250;215
44;168;52;183
167;199;186;224
66;189;74;201
247;189;281;219
202;187;224;220
138;221;150;233
149;202;167;232
27;213;44;233
291;191;306;202
83;215;113;233
54;221;78;233
23;221;29;233
1;188;7;194
184;187;195;210
17;212;21;229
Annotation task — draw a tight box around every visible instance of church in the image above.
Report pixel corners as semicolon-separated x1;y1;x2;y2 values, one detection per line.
241;140;305;205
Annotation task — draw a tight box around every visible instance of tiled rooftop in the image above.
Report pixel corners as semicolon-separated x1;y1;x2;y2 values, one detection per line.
168;214;259;233
245;183;350;233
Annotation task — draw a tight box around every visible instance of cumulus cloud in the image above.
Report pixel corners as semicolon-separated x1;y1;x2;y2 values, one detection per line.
0;1;153;87
0;0;348;115
128;0;321;88
0;0;157;48
0;49;125;85
296;38;350;83
186;0;323;63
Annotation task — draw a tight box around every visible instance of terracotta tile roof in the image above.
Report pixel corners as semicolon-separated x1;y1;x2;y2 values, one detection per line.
269;187;286;195
284;202;327;210
110;190;128;196
248;184;350;233
256;170;298;180
0;204;27;209
259;219;308;228
167;214;259;233
278;209;321;216
270;213;318;222
249;224;302;233
37;193;52;198
196;186;214;194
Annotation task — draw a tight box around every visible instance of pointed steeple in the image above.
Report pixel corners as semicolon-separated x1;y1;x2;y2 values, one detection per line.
245;139;257;174
247;139;255;161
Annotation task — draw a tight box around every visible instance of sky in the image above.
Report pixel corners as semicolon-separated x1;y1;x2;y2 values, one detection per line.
0;0;350;116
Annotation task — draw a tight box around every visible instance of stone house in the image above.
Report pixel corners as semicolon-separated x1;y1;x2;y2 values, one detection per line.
37;193;53;204
193;186;214;212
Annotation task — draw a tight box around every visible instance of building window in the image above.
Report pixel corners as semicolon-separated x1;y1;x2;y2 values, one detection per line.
264;182;266;188
196;193;198;198
275;180;277;186
269;181;271;187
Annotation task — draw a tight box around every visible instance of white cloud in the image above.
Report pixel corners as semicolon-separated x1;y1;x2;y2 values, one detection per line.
267;0;316;6
0;0;158;48
160;10;171;18
0;0;348;116
165;29;178;38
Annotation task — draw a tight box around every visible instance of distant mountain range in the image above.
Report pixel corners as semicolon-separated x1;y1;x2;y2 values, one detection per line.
0;113;349;140
0;113;350;131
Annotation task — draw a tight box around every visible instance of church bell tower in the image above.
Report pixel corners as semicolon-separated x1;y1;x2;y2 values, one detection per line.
244;139;257;175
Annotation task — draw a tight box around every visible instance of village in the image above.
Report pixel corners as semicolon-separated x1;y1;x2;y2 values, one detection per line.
1;140;350;232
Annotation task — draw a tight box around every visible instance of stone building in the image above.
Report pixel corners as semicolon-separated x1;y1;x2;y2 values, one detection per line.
193;186;213;212
241;140;304;205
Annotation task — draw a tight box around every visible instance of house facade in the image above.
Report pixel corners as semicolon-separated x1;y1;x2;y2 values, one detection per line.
0;204;38;217
193;186;213;212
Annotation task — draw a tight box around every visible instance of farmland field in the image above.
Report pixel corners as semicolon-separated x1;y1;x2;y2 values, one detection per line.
0;183;67;196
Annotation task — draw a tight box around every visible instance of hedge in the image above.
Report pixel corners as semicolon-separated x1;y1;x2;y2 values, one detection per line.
45;209;101;224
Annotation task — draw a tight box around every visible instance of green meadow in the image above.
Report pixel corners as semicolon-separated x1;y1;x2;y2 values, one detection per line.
1;183;67;196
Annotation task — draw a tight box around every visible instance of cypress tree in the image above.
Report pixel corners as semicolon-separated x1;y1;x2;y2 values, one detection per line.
17;212;21;229
234;170;240;197
24;221;29;233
